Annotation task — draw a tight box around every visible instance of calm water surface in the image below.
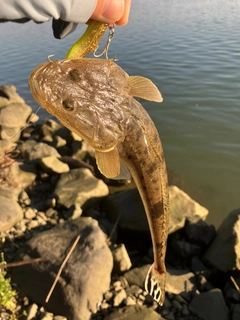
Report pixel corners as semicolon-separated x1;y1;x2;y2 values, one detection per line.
1;0;240;227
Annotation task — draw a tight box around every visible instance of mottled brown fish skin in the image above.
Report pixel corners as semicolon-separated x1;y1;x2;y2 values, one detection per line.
29;58;169;304
117;99;169;304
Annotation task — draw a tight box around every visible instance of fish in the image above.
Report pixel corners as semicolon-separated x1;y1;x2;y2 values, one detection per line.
29;58;169;305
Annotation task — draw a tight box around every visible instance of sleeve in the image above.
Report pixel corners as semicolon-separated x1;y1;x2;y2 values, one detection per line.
0;0;97;23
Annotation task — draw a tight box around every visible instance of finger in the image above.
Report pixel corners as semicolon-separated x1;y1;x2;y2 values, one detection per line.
115;0;131;25
91;0;125;24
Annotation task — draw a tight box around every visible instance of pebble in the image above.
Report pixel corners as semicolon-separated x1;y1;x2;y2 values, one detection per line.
39;312;54;320
24;207;37;219
26;303;38;320
172;299;183;311
27;220;39;229
113;289;127;307
125;295;136;306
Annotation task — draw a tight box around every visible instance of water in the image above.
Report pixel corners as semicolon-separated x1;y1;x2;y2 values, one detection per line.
1;0;240;227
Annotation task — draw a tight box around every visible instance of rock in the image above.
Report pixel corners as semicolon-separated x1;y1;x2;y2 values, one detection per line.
125;296;136;306
54;168;109;209
113;289;127;307
24;207;37;220
0;85;25;108
2;162;37;188
1;126;23;142
232;304;240;320
190;256;210;276
203;208;240;271
0;102;32;128
102;186;208;235
0;185;23;232
189;289;229;320
71;140;95;160
0;139;16;155
50;136;67;149
124;265;150;289
39;119;62;137
53;317;67;320
12;217;113;320
64;204;82;220
111;243;132;273
166;268;197;301
103;305;165;320
26;303;38;320
59;156;94;173
184;219;216;247
169;186;208;233
20;141;60;161
39;312;54;320
171;240;201;258
39;156;69;174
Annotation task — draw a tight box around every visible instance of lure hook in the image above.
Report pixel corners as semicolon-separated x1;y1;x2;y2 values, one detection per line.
93;23;116;59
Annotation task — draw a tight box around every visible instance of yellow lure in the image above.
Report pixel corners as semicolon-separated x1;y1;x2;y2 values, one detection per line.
65;21;108;59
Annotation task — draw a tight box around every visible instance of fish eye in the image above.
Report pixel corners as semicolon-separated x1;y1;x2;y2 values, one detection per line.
62;99;75;111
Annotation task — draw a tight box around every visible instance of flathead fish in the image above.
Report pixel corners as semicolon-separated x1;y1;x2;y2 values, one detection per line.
29;58;169;305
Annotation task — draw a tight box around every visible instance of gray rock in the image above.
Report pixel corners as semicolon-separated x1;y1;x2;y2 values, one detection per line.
169;186;208;233
111;243;132;273
184;219;216;247
54;168;109;209
20;141;60;161
124;265;150;289
71;140;95;160
12;217;113;320
50;136;67;149
0;85;25;108
189;289;229;320
103;305;165;320
0;125;21;141
0;139;17;155
39;119;62;137
166;268;197;300
0;186;23;232
232;304;240;320
0;102;32;128
102;186;208;235
172;240;201;258
204;208;240;271
2;162;37;188
191;256;210;276
39;156;69;174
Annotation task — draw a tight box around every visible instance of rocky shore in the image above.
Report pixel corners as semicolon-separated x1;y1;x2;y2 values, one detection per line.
0;85;240;320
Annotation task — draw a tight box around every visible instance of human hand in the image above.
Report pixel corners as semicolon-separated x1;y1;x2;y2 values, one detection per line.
53;0;131;38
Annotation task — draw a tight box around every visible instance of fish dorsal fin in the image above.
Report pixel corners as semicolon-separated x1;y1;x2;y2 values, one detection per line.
128;76;163;102
95;148;120;178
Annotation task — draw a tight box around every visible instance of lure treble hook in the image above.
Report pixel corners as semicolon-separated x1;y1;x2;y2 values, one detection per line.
93;23;116;59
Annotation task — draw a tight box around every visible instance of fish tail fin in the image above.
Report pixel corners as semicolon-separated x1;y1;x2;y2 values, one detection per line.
145;264;166;306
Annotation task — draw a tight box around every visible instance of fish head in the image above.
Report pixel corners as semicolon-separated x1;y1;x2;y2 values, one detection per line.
29;58;130;152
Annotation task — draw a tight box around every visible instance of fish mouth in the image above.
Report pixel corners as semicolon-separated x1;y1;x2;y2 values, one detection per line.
29;62;49;107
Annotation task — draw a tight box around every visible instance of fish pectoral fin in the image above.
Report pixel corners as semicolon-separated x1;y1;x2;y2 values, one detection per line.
110;162;131;180
95;148;121;178
128;76;163;102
